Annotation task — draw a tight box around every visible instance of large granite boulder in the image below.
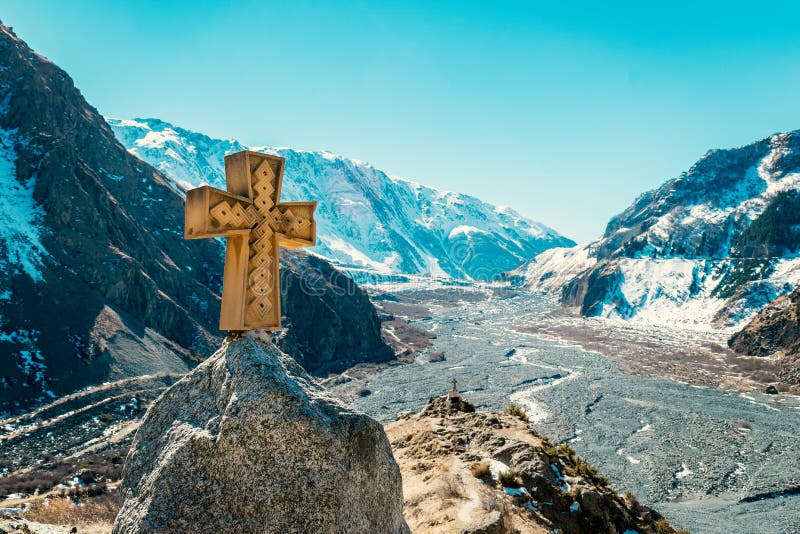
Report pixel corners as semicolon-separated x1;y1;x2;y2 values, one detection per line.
113;336;408;533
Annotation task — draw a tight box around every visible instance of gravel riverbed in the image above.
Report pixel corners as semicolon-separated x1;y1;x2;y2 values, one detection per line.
338;287;800;534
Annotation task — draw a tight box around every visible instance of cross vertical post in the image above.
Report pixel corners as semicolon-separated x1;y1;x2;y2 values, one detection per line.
184;151;316;332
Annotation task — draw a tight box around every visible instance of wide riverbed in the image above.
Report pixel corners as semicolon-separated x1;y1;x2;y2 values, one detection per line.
343;287;800;534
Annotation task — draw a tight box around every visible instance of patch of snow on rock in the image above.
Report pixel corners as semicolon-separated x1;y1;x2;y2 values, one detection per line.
0;128;49;282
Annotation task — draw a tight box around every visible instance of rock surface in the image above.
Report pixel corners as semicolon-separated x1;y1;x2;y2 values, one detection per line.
113;337;408;534
729;286;800;389
459;510;505;534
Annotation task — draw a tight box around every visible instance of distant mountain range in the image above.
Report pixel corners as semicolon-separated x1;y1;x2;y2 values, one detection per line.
515;131;800;329
108;118;574;280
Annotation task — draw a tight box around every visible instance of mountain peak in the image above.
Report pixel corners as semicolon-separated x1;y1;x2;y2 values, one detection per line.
109;117;574;280
517;128;800;329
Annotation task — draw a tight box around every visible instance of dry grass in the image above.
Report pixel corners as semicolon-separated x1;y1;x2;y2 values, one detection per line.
23;494;119;526
654;517;691;534
436;468;465;501
505;403;528;423
565;457;610;488
469;462;492;481
0;450;125;498
497;469;522;488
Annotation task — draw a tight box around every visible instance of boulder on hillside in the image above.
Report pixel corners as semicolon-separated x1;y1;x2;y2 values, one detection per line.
113;336;408;534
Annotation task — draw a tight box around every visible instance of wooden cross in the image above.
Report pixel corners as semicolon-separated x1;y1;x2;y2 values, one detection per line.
184;151;316;332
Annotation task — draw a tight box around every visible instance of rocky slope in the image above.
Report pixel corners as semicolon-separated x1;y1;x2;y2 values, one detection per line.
387;397;679;534
108;117;574;281
516;131;800;329
0;24;391;414
729;287;800;387
276;251;394;374
0;382;679;534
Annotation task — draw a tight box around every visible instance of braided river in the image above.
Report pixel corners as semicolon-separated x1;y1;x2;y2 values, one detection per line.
342;286;800;534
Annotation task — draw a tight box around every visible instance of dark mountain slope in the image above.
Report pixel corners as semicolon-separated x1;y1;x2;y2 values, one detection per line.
278;252;393;374
0;24;391;413
729;288;800;388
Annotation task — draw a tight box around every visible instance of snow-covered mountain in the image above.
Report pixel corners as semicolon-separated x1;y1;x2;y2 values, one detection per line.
108;118;573;280
515;131;800;329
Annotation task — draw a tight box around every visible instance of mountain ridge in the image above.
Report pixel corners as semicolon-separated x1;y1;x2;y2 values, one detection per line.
515;129;800;330
108;117;574;280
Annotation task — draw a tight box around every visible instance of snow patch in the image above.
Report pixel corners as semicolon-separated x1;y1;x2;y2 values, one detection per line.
518;244;596;292
0;128;49;282
448;225;487;239
322;236;395;274
675;464;693;479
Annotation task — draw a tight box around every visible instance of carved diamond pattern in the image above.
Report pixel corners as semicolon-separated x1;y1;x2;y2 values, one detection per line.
244;158;282;324
185;151;315;331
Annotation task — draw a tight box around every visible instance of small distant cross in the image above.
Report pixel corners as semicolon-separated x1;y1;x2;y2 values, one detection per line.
184;151;316;331
451;378;458;391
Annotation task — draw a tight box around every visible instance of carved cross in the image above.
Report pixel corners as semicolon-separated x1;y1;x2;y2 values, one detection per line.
184;151;316;331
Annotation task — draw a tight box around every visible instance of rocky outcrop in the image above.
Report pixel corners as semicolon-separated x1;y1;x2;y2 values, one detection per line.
0;24;393;412
387;397;678;534
114;337;408;534
729;287;800;387
561;260;631;318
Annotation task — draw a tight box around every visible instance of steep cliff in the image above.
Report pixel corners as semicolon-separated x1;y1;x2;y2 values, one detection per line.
278;251;394;374
729;287;800;387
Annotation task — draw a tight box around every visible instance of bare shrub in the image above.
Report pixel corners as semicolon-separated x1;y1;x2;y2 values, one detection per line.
97;413;115;424
556;443;577;461
506;403;528;422
470;462;492;481
0;450;125;498
437;472;465;501
459;400;476;413
23;493;119;525
498;469;522;488
565;457;610;487
654;517;691;534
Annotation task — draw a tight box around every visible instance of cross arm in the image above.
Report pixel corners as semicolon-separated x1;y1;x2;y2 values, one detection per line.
275;201;317;248
185;185;257;239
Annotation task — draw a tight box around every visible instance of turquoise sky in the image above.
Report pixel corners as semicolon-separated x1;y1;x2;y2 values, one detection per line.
3;1;800;242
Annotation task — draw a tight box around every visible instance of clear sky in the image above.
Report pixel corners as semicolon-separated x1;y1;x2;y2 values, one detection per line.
3;1;800;242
